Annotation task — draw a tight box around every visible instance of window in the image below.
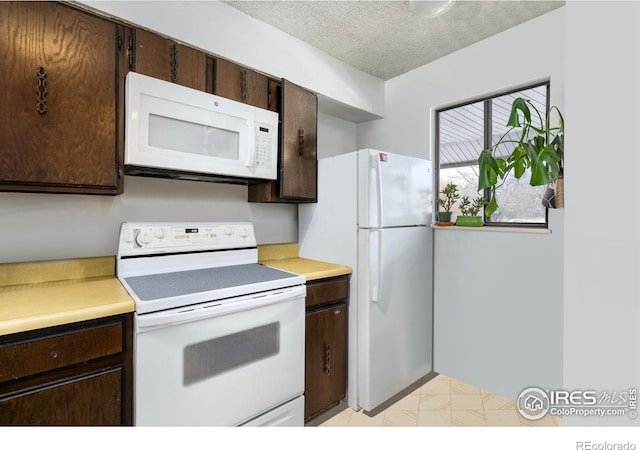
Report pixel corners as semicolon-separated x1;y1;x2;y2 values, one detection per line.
435;83;550;227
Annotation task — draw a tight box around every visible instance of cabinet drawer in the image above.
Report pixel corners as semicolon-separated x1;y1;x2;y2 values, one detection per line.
0;320;125;384
306;277;348;309
0;368;123;425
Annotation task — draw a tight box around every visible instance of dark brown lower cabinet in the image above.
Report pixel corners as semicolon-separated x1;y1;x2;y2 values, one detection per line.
0;313;133;426
305;276;349;422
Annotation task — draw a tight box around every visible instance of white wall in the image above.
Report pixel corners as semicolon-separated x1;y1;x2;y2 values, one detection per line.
317;113;357;159
563;1;640;426
0;177;296;263
433;213;564;401
357;8;566;401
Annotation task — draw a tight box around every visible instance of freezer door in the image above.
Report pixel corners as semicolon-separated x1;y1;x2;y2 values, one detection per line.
358;149;432;228
357;226;433;412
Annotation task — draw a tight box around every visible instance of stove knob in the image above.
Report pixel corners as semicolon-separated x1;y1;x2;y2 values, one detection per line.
224;226;234;236
239;228;249;238
136;232;151;246
154;228;167;239
123;232;133;244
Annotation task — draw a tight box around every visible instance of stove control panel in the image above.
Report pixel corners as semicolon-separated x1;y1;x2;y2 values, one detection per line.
117;222;256;256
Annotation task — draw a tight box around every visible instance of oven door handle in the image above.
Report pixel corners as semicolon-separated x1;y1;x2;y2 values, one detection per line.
136;285;306;333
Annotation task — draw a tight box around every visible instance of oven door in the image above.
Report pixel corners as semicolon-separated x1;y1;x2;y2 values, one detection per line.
134;285;305;426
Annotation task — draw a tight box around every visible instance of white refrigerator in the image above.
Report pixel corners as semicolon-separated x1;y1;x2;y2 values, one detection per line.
299;149;433;412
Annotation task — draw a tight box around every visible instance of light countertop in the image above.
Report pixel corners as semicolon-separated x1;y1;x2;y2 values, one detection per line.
0;256;134;336
0;245;350;337
258;243;352;281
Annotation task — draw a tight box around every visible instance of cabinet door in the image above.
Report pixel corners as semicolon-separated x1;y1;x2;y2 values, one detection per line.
134;28;206;91
305;303;347;421
281;79;317;201
214;58;269;109
248;79;317;203
0;1;124;194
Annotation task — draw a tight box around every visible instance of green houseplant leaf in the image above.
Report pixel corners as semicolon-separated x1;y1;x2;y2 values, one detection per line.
477;96;564;216
485;190;499;217
507;146;528;179
507;97;531;127
478;150;501;190
530;145;561;186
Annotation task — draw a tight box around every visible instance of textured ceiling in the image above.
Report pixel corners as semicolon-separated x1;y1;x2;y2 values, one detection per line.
224;1;565;81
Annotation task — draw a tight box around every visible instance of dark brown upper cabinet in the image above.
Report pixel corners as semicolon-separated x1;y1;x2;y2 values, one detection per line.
248;79;318;203
133;28;207;92
0;1;128;194
214;58;269;109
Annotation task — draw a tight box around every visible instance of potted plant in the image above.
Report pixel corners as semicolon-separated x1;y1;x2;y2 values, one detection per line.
477;97;564;216
436;182;460;224
455;196;488;227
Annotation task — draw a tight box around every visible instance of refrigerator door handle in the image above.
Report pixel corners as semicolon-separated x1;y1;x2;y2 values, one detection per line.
374;154;384;228
370;229;384;303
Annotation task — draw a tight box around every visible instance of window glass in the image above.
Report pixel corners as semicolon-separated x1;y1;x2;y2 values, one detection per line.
438;100;484;222
488;86;547;224
436;83;549;227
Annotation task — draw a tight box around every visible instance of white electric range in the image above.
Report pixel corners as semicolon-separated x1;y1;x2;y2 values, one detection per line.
116;222;306;426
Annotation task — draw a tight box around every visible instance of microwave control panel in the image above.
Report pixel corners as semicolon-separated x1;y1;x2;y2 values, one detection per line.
254;122;274;169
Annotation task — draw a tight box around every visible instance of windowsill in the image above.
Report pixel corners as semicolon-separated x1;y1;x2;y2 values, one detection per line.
431;224;551;234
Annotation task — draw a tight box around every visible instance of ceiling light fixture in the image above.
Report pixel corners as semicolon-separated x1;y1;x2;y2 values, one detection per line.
408;0;455;18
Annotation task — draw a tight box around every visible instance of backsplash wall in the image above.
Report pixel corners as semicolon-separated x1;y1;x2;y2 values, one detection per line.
0;176;296;263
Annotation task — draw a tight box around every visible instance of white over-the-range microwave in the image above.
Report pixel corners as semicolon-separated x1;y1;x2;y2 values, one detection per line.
125;72;278;183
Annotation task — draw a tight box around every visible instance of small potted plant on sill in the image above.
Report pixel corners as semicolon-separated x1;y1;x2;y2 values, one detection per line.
436;182;460;225
456;196;488;227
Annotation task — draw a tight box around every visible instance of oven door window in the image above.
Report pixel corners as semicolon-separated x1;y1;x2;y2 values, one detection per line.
184;322;279;385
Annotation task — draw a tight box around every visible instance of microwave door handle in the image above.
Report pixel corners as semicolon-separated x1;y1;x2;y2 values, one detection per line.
245;123;255;170
245;146;255;168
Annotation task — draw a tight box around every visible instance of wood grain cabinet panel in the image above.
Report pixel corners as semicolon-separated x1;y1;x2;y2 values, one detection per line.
304;275;349;422
214;58;269;109
306;277;349;310
0;369;124;426
248;79;318;203
0;321;124;383
281;79;318;201
0;1;126;194
305;303;347;421
134;28;207;91
0;314;133;426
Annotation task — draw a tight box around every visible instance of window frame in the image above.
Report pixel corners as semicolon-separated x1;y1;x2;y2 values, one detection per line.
434;81;551;229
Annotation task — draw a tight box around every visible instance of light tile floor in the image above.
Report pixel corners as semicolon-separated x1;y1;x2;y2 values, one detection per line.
315;374;562;427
